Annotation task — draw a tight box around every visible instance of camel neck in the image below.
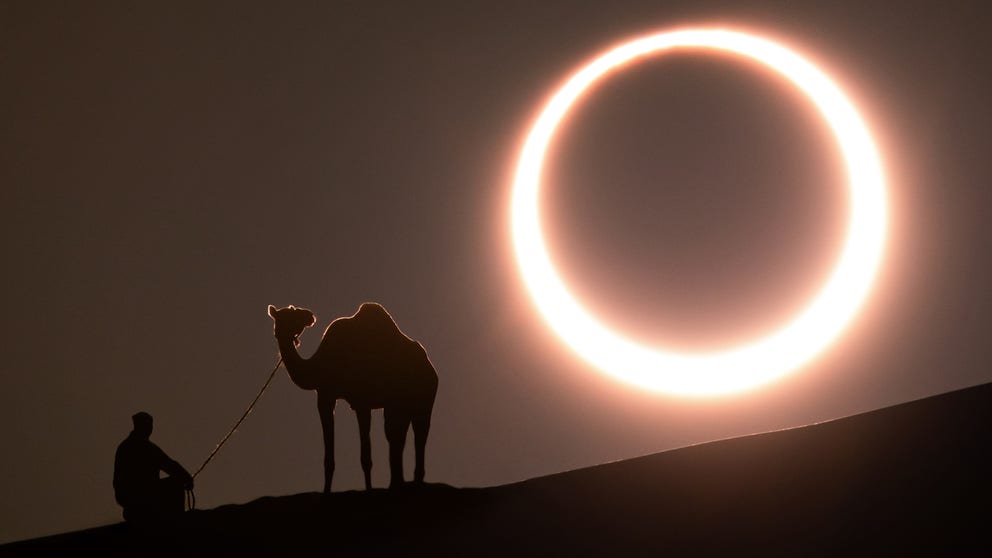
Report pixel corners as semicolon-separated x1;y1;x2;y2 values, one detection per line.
275;335;317;390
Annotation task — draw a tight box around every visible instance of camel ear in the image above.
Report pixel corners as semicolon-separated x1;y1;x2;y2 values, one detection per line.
306;312;316;327
268;305;277;318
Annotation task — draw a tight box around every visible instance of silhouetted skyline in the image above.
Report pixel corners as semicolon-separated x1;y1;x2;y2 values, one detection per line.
3;0;991;543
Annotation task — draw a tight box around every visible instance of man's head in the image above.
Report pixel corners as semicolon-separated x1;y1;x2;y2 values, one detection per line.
131;412;153;439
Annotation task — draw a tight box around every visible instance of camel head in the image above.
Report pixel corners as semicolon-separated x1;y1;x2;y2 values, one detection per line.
268;304;316;345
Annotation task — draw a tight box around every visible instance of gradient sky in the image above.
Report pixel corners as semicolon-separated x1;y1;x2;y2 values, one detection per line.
3;0;990;543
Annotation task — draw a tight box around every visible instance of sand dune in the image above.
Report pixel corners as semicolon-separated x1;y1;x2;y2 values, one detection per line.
5;382;989;557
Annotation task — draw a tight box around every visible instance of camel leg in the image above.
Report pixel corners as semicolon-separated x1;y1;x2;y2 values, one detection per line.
355;406;373;490
412;408;432;484
384;407;410;489
317;392;336;494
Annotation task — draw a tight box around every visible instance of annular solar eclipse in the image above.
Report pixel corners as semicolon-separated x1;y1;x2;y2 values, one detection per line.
511;28;887;396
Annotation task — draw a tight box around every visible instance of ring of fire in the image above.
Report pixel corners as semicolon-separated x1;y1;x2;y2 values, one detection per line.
511;29;887;396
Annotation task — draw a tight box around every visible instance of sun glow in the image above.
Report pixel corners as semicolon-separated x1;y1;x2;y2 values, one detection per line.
511;28;887;396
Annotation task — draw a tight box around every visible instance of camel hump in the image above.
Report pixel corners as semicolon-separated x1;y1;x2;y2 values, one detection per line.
353;302;412;341
356;302;392;323
318;302;417;356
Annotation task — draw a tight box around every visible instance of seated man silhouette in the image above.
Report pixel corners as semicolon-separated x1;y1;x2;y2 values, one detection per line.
113;412;193;522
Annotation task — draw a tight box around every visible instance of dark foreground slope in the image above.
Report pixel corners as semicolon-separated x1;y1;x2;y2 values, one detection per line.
5;383;990;557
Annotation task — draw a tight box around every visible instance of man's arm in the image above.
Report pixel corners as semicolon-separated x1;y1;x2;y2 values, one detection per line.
153;443;194;488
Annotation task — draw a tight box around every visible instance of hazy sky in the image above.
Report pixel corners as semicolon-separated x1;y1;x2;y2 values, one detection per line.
3;0;990;543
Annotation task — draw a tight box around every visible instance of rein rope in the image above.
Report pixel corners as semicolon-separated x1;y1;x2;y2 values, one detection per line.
185;351;289;510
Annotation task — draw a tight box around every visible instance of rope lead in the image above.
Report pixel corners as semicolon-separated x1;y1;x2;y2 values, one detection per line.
191;356;285;481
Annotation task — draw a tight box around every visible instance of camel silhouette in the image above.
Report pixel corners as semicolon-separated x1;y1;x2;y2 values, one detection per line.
268;302;438;492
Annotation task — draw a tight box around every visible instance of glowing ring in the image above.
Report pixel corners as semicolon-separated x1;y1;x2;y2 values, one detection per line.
511;28;887;396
